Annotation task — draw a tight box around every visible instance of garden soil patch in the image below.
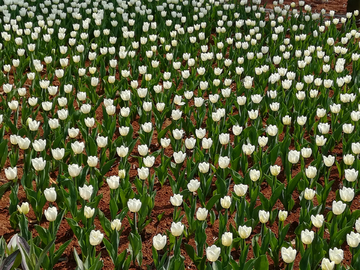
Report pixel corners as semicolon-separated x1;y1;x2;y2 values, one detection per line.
0;0;356;269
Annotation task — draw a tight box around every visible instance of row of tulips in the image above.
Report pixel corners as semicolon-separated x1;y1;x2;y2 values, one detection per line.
1;0;360;269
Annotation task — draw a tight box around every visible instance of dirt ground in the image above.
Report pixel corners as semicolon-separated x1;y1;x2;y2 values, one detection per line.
0;0;354;269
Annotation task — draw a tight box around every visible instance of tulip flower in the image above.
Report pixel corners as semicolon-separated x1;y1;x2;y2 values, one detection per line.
127;198;142;213
270;165;281;176
187;179;200;192
17;202;30;215
221;232;233;246
304;188;316;201
153;234;167;250
311;214;324;228
68;128;80;138
234;184;248;197
259;210;270;224
339;187;355;202
170;222;184;237
71;141;85;155
5;167;17;180
51;148;65;160
107;176;120;189
329;247;343;264
301;229;314;245
44;187;57;202
68;164;82;178
249;169;260;182
87;156;98;167
44;206;58;222
84;206;95;219
206;245;221;262
79;184;93;201
281;246;296;264
33;139;46;152
321;258;335;270
220;196;231;209
332;201;346;215
288;150;300;164
347;231;360;248
170;194;183;207
111;219;122;231
31;157;46;171
196;208;208;221
323;155;335;167
89;230;104;246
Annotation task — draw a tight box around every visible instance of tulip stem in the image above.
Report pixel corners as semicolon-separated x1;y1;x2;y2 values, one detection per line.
285;262;294;270
134;212;137;233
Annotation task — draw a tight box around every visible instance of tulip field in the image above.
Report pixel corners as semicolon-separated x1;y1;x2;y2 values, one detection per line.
1;0;360;269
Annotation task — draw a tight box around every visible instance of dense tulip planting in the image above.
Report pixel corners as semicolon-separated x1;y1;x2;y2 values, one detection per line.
0;0;360;269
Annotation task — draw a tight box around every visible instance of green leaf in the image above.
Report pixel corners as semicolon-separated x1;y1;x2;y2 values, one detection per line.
254;255;269;269
0;250;20;270
35;225;49;245
269;144;279;165
53;239;72;266
103;238;116;263
270;184;284;208
86;136;97;156
157;212;165;222
0;182;12;200
330;225;353;247
73;248;84;270
98;210;112;237
0;140;8;169
35;239;55;270
100;158;116;175
206;194;222;210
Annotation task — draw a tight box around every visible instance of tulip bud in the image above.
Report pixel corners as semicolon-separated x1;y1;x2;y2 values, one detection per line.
84;206;95;219
270;165;281;176
220;196;231;209
111;219;122;231
278;210;288;221
17;202;30;214
259;210;270;223
118;169;126;179
221;232;233;246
